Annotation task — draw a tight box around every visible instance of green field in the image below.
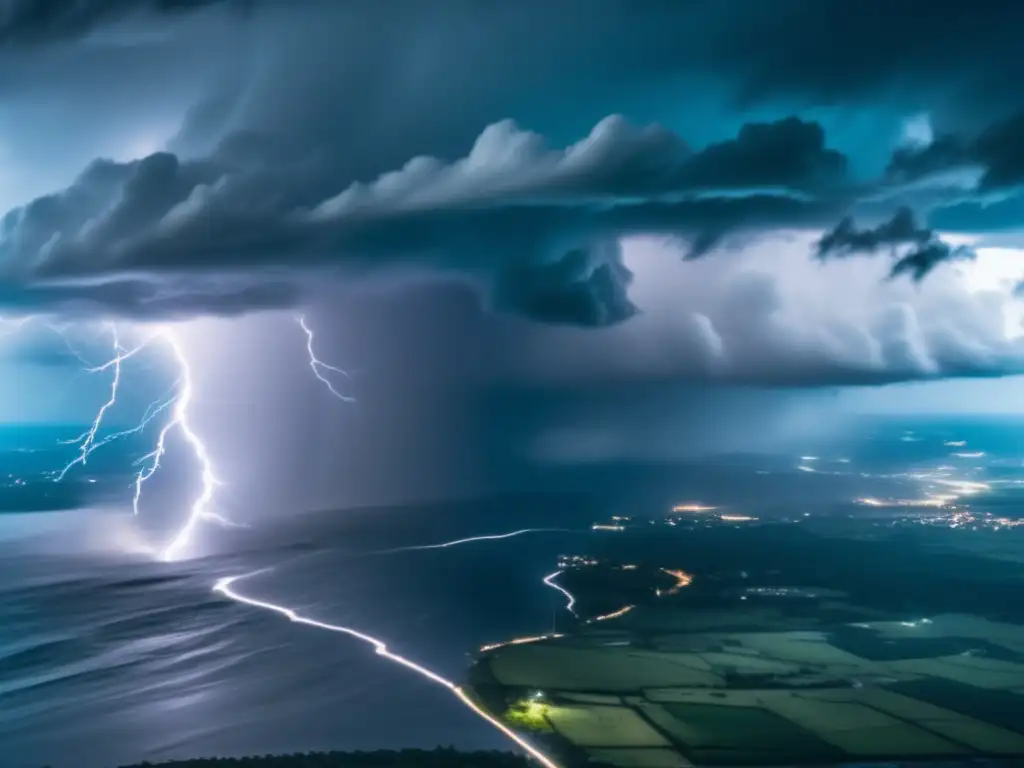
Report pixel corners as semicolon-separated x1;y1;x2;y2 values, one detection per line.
472;609;1024;767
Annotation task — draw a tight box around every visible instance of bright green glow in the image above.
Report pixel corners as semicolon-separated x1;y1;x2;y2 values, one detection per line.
503;698;553;732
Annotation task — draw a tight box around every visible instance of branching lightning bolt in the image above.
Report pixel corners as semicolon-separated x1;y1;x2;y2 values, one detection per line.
41;314;347;561
22;299;559;759
143;330;237;562
28;315;233;561
297;315;354;402
53;324;155;481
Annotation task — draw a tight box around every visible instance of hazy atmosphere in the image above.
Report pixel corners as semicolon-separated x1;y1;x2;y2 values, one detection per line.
2;3;1024;768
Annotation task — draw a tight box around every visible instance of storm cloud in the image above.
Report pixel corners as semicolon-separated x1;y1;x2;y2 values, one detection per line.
1;0;1023;392
816;207;976;281
503;235;1022;388
0;0;257;45
887;112;1024;192
0;115;848;325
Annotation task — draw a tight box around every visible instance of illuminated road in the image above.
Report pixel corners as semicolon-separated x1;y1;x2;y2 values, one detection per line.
214;572;560;768
371;528;575;555
542;570;577;616
657;568;694;597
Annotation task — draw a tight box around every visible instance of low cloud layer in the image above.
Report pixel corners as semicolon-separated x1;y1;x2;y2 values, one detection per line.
503;236;1024;387
0;107;1016;351
0;116;847;322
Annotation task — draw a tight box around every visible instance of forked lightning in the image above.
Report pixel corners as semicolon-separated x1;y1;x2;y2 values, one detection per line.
298;315;354;402
37;316;352;560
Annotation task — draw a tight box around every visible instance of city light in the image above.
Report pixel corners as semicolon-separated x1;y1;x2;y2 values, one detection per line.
671;504;717;513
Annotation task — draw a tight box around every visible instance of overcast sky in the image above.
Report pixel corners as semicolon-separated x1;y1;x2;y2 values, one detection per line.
3;0;1024;516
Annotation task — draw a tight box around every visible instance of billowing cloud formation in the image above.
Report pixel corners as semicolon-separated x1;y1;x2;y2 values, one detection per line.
0;0;255;45
506;236;1024;387
816;208;975;281
2;0;1024;393
0;116;845;323
492;243;637;327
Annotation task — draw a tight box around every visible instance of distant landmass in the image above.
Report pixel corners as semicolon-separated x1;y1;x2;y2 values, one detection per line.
100;750;533;768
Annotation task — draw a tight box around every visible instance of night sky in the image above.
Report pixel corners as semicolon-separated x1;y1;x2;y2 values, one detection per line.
2;0;1024;519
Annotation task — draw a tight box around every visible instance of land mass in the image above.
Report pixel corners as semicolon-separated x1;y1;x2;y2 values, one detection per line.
95;749;531;768
469;507;1024;767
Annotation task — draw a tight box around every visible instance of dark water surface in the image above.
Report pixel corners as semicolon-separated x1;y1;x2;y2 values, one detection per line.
0;417;1022;768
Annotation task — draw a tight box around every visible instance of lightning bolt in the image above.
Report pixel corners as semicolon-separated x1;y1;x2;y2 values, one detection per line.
43;315;346;561
0;315;33;337
3;317;158;480
26;315;232;561
297;315;354;401
43;321;98;367
214;571;560;768
52;324;148;481
140;329;235;563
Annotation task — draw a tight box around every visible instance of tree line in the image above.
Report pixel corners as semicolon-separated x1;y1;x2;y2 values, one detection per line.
83;748;535;768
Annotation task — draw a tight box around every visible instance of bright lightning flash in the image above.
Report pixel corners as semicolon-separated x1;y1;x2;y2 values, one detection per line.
214;572;560;768
298;315;354;402
147;330;233;562
41;314;354;561
37;318;232;561
53;324;160;481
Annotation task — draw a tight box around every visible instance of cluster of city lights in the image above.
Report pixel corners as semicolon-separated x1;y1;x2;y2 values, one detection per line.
672;504;718;513
855;464;1024;531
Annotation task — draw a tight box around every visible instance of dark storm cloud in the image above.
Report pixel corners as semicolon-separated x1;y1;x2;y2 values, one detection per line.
816;207;974;281
0;0;1019;342
0;116;848;323
887;241;975;282
678;118;846;191
875;113;1024;233
9;0;1023;108
886;137;974;185
691;0;1024;114
0;0;256;44
818;208;930;255
492;243;637;327
0;277;301;319
887;112;1024;191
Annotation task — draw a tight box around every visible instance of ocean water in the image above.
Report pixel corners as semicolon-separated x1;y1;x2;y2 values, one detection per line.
0;418;1022;768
